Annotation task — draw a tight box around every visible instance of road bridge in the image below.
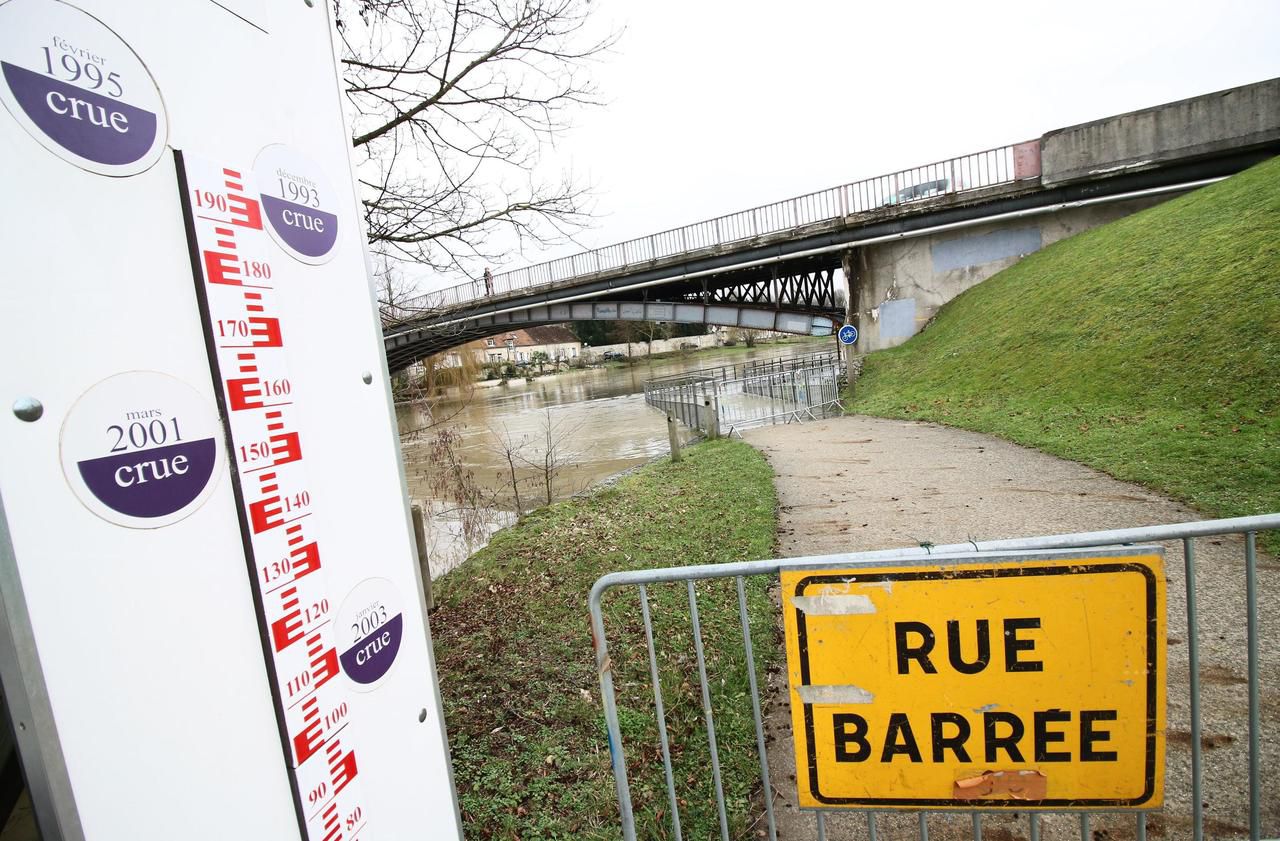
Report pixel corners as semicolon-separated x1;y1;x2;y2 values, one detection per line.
383;79;1280;373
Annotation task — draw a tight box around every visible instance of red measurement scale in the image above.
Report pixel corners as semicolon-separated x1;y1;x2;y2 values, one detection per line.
178;152;368;841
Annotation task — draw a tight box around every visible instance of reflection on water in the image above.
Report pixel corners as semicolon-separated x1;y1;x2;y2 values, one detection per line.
397;339;834;576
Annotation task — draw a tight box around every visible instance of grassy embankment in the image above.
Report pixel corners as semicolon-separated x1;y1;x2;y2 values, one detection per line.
850;157;1280;544
430;439;778;839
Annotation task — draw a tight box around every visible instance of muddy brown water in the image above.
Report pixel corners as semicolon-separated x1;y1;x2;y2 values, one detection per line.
395;339;835;577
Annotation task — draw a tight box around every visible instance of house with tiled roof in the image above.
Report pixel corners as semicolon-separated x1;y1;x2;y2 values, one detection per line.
459;325;582;367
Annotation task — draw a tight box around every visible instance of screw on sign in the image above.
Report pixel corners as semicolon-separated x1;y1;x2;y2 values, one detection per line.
781;549;1167;809
180;151;372;840
0;0;168;175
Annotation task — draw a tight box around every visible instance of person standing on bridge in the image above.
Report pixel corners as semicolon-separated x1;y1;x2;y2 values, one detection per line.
484;267;494;295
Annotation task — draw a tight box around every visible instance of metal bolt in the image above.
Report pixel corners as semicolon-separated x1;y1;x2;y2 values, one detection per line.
418;708;427;723
361;371;373;385
12;397;43;422
303;0;314;6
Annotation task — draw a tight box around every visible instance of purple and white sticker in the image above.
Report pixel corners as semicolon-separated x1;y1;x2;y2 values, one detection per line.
0;0;168;176
336;577;404;690
253;144;340;265
60;372;224;529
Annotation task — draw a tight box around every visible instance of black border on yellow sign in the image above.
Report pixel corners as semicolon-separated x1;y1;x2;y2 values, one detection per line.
793;561;1158;807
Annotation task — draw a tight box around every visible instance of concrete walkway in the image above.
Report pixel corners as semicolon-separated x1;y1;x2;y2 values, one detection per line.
743;416;1277;841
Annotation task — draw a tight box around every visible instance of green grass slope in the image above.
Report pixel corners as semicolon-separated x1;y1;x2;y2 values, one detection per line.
851;156;1280;529
431;440;778;840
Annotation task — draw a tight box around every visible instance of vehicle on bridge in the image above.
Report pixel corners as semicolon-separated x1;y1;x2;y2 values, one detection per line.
887;177;951;205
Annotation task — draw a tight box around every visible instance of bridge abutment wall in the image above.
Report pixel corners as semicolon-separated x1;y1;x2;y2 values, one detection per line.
848;78;1279;353
849;193;1174;353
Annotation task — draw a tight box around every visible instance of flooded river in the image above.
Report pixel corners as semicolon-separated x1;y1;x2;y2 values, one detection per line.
395;338;834;577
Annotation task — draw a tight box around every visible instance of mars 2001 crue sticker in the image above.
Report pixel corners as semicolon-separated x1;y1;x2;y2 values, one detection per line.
60;372;225;529
0;0;168;176
254;143;341;265
337;577;404;691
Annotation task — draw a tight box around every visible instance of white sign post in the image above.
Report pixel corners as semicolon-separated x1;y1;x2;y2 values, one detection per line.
0;2;462;839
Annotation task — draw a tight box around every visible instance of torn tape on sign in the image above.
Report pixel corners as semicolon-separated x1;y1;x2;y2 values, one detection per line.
952;769;1047;801
791;594;876;615
796;684;875;704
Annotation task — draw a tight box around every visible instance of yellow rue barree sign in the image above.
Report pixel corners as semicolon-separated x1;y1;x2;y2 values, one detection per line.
781;549;1166;809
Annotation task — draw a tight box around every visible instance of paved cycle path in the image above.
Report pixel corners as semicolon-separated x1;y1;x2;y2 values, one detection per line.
744;415;1277;841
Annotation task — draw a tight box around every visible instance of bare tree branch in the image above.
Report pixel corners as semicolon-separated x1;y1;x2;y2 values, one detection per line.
335;0;618;282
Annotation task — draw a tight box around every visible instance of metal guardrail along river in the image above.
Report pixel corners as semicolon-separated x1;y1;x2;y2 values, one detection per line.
400;143;1032;315
643;351;845;435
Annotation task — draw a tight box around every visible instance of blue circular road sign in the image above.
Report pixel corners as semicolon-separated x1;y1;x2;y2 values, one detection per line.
838;324;859;345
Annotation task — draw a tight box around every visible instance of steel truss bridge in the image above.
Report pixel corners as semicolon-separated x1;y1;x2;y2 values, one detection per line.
383;253;847;373
381;142;1042;372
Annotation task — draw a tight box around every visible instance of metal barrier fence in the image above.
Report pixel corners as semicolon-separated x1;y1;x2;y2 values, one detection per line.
643;351;844;435
401;143;1032;314
589;514;1280;841
645;350;842;390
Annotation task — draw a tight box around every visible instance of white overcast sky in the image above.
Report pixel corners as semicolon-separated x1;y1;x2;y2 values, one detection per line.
425;0;1280;285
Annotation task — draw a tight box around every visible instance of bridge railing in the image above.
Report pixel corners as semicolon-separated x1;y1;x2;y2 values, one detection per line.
401;141;1036;315
644;350;843;392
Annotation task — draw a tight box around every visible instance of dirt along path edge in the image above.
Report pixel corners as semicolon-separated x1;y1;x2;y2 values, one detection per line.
741;415;1277;841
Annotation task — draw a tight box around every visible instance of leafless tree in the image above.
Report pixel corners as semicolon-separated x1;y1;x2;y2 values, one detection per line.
487;420;531;517
519;407;584;505
378;256;486;429
613;320;643;358
373;255;425;326
633;320;669;355
727;326;762;348
424;426;497;548
336;0;617;279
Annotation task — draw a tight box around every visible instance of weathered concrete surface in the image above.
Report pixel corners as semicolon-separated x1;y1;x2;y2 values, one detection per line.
1041;78;1280;187
847;194;1170;353
744;416;1278;841
844;78;1280;354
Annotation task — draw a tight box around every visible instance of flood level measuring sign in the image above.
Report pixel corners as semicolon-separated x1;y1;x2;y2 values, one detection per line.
782;548;1166;809
177;149;381;841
